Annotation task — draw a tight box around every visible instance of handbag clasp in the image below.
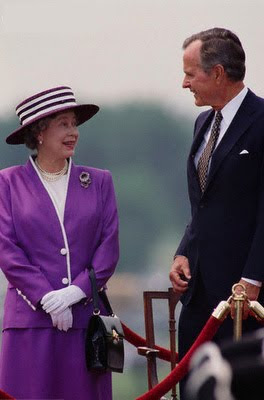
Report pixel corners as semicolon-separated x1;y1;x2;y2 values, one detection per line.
112;329;120;343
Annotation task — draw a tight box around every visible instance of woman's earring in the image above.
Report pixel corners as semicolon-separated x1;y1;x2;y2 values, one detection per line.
39;140;43;145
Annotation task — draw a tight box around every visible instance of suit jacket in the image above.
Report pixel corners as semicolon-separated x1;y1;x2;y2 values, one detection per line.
177;89;264;306
0;157;119;328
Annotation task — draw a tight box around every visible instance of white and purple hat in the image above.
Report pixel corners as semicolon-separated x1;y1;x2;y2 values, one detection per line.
6;86;99;144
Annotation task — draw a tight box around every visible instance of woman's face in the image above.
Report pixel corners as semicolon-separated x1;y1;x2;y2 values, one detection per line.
37;111;79;161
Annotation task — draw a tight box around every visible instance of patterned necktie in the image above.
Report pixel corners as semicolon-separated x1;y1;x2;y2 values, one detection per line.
197;110;223;192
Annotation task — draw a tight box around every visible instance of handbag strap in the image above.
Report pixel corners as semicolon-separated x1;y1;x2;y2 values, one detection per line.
89;266;114;316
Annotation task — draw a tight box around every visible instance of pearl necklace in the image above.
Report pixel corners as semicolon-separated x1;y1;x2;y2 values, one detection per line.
35;159;68;182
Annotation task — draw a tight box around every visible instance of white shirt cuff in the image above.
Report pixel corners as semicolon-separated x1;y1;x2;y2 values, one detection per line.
242;277;262;287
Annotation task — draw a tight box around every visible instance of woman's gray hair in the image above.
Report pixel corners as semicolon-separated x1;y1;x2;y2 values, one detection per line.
23;116;55;150
183;27;246;82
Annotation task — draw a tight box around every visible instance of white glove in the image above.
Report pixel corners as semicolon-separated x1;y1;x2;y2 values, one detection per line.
41;285;86;314
50;307;73;332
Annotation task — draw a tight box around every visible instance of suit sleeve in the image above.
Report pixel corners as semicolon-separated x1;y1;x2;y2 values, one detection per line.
175;223;191;258
71;170;119;296
174;117;200;259
0;174;54;307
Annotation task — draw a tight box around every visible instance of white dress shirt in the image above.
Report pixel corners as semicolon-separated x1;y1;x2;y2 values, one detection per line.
194;86;248;167
45;175;68;222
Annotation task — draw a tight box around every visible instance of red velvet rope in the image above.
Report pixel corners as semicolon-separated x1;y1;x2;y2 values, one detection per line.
0;389;14;399
123;305;264;399
122;323;174;362
135;315;222;400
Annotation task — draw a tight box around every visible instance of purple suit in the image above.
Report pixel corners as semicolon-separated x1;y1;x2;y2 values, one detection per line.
0;157;119;399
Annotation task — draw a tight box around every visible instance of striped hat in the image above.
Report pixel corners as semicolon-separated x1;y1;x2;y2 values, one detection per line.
6;86;99;144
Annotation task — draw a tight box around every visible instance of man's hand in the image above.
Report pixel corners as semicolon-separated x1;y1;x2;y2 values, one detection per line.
231;279;261;320
169;255;191;294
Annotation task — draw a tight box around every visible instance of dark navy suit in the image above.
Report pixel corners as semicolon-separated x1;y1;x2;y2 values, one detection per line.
177;90;264;360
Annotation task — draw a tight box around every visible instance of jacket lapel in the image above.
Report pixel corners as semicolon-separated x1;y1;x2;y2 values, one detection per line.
188;109;214;193
191;110;214;155
26;158;61;220
205;90;261;190
63;162;79;222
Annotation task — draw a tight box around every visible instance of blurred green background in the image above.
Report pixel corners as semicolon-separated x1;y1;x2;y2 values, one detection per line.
0;101;192;398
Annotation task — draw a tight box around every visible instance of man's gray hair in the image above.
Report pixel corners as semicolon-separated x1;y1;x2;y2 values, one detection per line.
183;27;246;82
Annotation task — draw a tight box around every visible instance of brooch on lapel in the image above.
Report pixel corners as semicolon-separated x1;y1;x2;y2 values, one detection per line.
79;172;91;188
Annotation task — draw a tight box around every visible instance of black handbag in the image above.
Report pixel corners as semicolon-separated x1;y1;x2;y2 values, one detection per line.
85;266;124;373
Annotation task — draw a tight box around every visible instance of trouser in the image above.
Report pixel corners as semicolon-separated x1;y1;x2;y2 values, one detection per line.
178;275;261;399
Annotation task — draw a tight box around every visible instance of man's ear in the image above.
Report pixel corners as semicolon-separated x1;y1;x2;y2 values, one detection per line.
213;64;225;84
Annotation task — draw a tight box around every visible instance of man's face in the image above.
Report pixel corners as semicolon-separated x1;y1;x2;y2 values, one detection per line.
182;40;218;107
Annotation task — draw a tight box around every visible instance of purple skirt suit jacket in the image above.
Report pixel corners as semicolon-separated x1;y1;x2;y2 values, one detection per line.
0;157;119;329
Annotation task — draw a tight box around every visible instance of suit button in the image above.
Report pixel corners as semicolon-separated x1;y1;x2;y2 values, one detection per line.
62;277;69;285
200;204;204;208
60;248;67;255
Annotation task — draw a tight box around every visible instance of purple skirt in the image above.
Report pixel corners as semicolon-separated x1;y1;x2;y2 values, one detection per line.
0;328;112;400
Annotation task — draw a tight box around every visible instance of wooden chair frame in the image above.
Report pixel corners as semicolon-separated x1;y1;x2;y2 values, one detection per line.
138;289;181;400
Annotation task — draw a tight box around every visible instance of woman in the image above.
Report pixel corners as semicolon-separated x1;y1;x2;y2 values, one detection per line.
0;86;119;399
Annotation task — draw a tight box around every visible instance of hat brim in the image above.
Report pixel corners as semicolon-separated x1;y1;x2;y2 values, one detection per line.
6;103;99;145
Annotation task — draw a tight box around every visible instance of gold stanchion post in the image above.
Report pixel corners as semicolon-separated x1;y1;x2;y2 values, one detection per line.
231;283;247;341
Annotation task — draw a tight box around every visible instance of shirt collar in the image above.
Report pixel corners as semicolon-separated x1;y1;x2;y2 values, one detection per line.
219;86;248;127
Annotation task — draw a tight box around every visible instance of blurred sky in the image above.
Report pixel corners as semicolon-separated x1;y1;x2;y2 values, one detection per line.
0;0;263;118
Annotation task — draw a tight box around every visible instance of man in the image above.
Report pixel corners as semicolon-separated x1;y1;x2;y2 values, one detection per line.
169;27;264;396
